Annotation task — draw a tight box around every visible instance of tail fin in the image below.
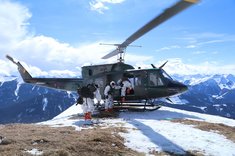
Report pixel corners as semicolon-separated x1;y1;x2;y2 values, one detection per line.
6;55;32;81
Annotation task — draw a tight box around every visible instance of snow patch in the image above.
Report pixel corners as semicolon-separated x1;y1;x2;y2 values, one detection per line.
0;82;3;87
25;148;43;155
58;105;62;111
53;104;82;119
41;105;235;155
0;76;17;83
121;119;235;155
14;82;22;96
189;76;212;86
42;98;48;111
26;108;35;113
168;96;189;104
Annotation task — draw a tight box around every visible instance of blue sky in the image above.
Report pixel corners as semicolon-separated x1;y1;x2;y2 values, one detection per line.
0;0;235;77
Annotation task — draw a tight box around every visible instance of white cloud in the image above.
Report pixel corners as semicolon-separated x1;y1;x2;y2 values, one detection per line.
191;32;225;39
186;40;225;49
155;58;235;75
0;59;17;76
181;32;235;49
155;45;181;52
89;0;125;14
0;0;31;51
11;35;115;70
186;45;196;48
1;0;235;79
192;51;206;55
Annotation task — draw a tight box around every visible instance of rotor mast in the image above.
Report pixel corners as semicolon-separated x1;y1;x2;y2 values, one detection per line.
100;43;141;62
101;0;199;62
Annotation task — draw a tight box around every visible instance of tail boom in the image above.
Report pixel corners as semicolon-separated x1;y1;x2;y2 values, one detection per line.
6;55;83;91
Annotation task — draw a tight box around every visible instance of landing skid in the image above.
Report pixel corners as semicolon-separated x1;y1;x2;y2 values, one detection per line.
113;101;161;111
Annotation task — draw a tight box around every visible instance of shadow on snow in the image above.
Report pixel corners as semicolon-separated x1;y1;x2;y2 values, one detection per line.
129;119;186;155
120;109;202;121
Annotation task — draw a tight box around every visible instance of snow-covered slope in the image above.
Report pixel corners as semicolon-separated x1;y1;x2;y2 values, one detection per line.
41;105;235;156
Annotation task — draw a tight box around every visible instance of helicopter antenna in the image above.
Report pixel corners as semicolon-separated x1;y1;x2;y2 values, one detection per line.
101;0;199;62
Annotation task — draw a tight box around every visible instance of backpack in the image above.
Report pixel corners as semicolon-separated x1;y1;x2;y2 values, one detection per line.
87;84;96;93
79;86;94;98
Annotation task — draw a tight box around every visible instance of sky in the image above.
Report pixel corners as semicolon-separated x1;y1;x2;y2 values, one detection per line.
0;0;235;77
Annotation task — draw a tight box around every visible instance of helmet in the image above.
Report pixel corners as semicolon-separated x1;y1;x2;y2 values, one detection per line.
110;81;115;86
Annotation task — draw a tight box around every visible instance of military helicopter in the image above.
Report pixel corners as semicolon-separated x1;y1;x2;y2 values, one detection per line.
7;0;198;110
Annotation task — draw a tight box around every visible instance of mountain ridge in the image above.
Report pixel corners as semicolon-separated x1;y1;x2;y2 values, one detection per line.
0;74;235;123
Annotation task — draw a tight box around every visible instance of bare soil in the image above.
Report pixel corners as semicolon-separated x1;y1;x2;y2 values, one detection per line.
0;124;142;156
171;119;235;143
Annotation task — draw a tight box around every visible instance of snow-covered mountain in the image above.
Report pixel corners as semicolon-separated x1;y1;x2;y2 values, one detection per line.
1;74;235;124
167;74;235;119
0;76;77;124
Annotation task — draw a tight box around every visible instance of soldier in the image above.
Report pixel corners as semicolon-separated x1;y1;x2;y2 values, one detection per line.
104;81;118;112
77;83;101;124
93;84;102;109
118;77;133;103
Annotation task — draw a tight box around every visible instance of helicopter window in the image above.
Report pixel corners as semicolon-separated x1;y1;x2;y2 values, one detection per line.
161;69;173;80
88;69;93;76
157;76;164;86
135;77;141;86
133;71;148;86
149;72;164;86
149;73;157;86
129;78;135;88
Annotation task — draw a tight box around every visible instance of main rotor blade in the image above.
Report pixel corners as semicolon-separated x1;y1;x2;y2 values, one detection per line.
102;49;120;59
102;0;199;60
120;0;198;48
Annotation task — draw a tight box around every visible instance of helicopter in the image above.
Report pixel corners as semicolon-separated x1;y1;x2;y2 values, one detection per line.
6;0;198;110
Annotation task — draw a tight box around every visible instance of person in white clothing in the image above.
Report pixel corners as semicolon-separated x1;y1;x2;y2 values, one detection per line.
104;81;118;112
93;84;102;108
77;83;101;124
118;77;132;102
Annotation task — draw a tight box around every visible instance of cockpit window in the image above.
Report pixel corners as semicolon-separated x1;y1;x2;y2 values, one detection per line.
149;72;164;86
161;69;173;80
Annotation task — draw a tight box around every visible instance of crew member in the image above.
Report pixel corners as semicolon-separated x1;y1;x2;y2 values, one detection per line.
104;81;118;112
93;84;102;108
118;77;132;102
77;83;101;124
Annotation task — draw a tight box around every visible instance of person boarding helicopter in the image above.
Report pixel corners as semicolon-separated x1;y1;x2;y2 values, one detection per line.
77;83;101;124
117;77;133;103
104;81;120;112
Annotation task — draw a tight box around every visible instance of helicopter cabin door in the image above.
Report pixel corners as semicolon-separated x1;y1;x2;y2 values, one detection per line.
129;71;148;99
147;70;166;98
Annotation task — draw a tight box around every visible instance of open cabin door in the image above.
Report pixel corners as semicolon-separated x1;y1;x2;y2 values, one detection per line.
124;71;148;99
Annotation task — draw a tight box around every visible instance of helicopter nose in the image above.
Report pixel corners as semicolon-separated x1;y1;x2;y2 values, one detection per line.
167;81;188;94
179;83;188;92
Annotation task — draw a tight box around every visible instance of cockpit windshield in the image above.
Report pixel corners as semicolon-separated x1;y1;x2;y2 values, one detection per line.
160;69;173;80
